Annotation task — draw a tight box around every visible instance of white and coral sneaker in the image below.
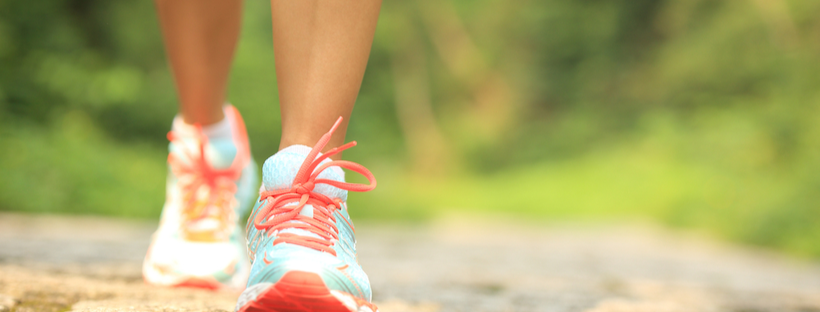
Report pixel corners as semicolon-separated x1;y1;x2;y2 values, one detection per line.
235;117;379;312
143;105;258;290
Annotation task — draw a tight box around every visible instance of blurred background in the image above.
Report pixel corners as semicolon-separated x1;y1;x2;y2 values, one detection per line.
1;0;820;259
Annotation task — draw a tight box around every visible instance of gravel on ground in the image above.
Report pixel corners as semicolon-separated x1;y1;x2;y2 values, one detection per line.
0;212;818;312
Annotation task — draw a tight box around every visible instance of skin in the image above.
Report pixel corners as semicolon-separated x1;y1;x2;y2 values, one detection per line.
272;0;382;154
155;0;382;159
154;0;243;126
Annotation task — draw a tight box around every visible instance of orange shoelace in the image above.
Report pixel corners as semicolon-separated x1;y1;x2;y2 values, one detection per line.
253;117;376;256
167;107;251;225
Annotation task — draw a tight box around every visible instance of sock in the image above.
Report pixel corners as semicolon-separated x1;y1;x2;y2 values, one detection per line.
261;145;346;201
171;111;233;142
170;106;237;169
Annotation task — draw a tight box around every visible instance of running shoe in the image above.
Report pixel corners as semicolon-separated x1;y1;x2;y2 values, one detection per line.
235;117;379;312
143;105;258;290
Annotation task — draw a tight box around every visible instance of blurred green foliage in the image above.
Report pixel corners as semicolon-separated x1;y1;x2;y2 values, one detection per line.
2;0;820;258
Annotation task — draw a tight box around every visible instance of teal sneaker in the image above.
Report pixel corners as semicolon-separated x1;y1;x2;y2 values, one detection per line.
235;117;379;312
143;105;258;290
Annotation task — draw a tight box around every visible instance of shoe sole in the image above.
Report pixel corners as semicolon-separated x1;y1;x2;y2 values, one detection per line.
235;271;378;312
143;268;232;291
143;253;250;291
173;277;224;290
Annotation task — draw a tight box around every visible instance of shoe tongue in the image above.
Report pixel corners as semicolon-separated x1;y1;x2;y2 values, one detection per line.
263;145;346;244
262;145;347;201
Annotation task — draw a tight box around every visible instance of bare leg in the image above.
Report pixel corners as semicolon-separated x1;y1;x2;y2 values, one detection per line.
155;0;243;125
271;0;382;157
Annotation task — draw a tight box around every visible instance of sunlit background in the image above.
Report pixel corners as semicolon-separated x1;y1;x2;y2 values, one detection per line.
2;0;820;258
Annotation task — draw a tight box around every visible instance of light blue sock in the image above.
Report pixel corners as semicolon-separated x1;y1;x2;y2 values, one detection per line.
261;145;347;201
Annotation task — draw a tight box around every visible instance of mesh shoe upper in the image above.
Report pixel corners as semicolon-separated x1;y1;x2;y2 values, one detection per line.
244;118;377;302
143;105;257;289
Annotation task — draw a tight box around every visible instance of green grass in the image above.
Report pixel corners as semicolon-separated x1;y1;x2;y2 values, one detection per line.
3;109;820;259
0;111;166;218
350;111;820;259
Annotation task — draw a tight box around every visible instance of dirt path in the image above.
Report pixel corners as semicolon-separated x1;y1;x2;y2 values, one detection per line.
0;212;818;312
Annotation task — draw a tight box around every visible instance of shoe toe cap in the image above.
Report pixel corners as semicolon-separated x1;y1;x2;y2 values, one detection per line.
248;245;371;301
144;236;249;288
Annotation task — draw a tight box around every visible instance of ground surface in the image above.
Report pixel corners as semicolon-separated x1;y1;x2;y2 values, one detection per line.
0;212;818;312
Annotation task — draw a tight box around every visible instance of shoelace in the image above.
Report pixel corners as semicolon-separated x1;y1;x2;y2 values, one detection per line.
253;117;376;256
167;109;250;224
